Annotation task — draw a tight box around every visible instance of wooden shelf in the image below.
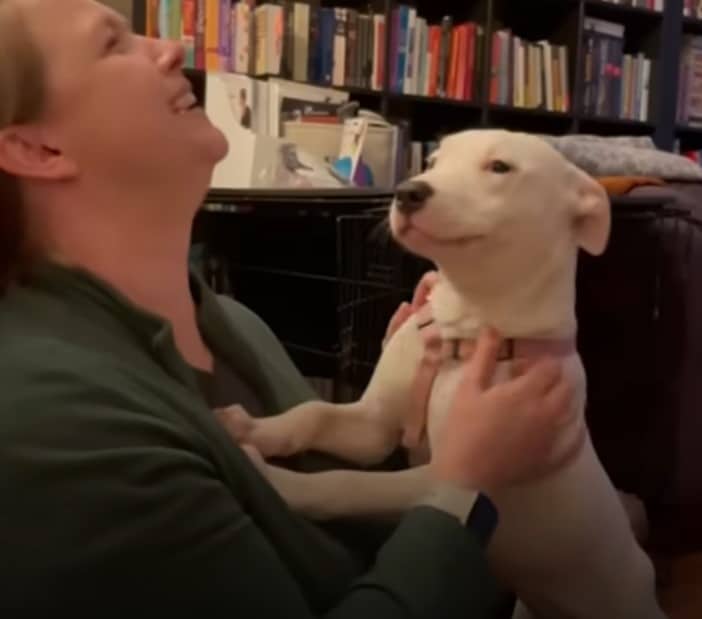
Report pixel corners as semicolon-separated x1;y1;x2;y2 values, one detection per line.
683;16;702;33
386;91;481;109
489;104;572;119
675;124;702;136
578;114;655;130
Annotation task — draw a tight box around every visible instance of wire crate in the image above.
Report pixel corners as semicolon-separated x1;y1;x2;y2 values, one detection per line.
334;212;432;401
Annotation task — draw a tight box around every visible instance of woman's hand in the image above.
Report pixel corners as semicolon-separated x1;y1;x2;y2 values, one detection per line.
382;270;439;349
430;328;582;492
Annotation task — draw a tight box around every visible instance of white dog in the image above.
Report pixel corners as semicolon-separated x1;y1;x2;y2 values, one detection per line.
230;129;666;618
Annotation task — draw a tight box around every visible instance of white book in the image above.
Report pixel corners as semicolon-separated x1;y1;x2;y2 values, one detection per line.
404;8;417;94
559;45;568;112
538;40;553;111
413;17;424;95
641;58;651;122
292;3;310;82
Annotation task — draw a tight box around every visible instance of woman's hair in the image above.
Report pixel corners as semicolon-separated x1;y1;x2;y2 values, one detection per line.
0;1;46;295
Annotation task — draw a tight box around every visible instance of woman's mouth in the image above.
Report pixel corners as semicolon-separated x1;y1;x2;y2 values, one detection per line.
171;91;198;115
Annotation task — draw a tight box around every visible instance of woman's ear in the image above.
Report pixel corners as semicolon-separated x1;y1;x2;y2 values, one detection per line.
0;125;78;181
570;164;611;256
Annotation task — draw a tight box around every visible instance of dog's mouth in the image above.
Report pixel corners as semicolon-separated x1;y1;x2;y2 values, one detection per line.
397;221;484;247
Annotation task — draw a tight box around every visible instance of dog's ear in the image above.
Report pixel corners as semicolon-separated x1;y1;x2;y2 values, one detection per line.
570;164;611;256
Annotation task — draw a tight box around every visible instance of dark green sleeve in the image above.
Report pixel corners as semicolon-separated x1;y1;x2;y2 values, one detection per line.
1;397;498;618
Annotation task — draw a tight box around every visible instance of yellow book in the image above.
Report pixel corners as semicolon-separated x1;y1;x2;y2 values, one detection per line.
205;0;220;71
146;0;160;38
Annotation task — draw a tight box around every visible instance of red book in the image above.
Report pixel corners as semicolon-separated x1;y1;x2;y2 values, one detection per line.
447;27;459;98
428;25;441;97
464;23;476;100
489;30;501;104
455;25;468;100
376;16;386;91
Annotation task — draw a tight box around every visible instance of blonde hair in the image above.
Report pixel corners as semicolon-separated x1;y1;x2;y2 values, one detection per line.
0;0;46;294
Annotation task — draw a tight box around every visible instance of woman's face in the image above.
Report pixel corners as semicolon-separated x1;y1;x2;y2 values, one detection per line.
14;0;228;187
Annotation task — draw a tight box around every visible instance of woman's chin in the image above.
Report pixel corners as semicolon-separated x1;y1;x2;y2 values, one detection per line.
204;127;230;163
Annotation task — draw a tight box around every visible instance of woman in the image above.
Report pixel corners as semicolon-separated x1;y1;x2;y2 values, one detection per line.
0;1;576;617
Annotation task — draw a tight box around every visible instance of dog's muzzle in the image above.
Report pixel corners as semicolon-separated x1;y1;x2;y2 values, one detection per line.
395;180;434;215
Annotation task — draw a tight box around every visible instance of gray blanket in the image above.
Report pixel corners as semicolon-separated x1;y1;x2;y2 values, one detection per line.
539;134;702;182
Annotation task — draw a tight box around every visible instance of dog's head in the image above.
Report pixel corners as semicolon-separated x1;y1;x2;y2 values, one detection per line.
389;129;610;276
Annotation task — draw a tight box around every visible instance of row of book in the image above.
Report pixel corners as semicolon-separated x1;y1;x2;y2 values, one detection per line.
388;6;483;101
582;17;652;121
146;1;386;90
677;35;702;127
682;0;702;18
488;31;570;113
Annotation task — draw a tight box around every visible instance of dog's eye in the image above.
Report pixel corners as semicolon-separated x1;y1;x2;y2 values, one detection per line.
488;160;512;174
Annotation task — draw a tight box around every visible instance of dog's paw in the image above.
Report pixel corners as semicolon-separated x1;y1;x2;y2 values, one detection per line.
215;404;256;443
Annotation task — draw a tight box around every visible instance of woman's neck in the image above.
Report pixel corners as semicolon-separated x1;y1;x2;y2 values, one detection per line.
41;214;213;372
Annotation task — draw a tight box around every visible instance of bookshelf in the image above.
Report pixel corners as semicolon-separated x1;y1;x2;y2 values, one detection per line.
134;0;692;154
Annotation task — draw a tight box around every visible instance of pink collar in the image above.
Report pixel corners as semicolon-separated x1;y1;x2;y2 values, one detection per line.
401;303;576;450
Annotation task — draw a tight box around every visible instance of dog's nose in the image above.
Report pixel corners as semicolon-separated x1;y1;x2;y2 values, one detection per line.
395;180;434;215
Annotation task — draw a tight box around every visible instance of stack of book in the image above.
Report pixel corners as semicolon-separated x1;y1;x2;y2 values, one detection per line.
677;35;702;127
581;17;652;121
682;0;701;18
488;30;570;113
146;1;387;91
388;6;484;101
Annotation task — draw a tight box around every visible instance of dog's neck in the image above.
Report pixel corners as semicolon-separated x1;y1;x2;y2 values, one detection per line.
430;247;578;341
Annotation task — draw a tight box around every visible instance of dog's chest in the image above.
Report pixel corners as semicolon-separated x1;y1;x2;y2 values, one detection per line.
424;358;513;450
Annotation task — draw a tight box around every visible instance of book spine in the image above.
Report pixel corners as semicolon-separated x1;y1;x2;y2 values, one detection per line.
365;10;374;89
397;6;409;93
159;0;170;38
146;0;160;38
280;0;295;79
218;0;231;71
182;0;196;67
345;9;358;87
332;8;346;86
195;0;206;69
169;0;182;41
390;8;400;92
438;16;452;97
371;14;381;90
308;4;320;83
204;0;219;71
319;7;334;85
428;25;440;97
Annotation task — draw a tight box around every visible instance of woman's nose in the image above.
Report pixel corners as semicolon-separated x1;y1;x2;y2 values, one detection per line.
154;37;186;73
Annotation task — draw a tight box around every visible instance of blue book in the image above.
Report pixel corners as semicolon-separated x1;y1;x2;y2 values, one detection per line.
395;5;410;93
319;7;335;86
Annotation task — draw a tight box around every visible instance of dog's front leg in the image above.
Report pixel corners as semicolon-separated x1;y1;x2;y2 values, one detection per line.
221;399;402;468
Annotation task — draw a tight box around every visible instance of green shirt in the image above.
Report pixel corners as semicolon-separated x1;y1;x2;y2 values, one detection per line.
0;262;503;618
